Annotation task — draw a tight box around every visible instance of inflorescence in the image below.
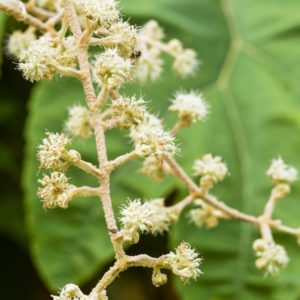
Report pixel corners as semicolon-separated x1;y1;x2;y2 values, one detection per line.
2;0;300;298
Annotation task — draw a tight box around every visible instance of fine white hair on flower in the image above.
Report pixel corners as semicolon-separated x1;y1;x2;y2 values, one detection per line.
74;0;119;28
38;132;71;171
164;242;202;283
95;48;132;89
130;113;177;159
66;105;93;139
172;48;198;77
193;154;228;186
120;198;171;244
52;283;86;300
253;239;289;276
19;36;59;82
38;172;75;209
7;29;36;58
267;157;297;184
109;96;147;129
108;21;138;58
169;91;209;125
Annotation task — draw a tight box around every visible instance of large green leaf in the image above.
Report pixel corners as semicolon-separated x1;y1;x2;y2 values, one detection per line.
23;0;300;298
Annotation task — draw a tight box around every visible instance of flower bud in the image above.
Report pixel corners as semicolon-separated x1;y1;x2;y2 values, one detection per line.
152;268;168;287
95;48;132;89
267;158;297;184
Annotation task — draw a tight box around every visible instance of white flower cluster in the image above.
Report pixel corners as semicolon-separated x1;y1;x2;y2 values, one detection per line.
7;29;36;58
120;198;171;243
135;20;198;82
37;132;80;171
74;0;119;28
267;158;297;184
130;114;176;159
253;239;289;276
52;283;108;300
18;36;77;82
166;39;198;77
139;156;172;180
66;105;93;139
38;172;75;209
109;96;147;129
169;91;209;126
108;21;138;58
189;200;227;229
193;154;228;188
95;48;132;89
164;242;202;283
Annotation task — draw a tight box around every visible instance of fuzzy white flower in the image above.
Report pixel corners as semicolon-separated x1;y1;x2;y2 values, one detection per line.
267;158;297;184
38;172;76;209
189;200;227;229
7;29;36;58
19;36;59;82
120;198;171;243
253;239;289;276
134;48;163;82
74;0;119;28
130;114;176;158
193;154;228;186
139;155;172;180
165;242;202;283
66;105;93;139
109;21;138;57
38;132;80;171
172;48;198;77
109;96;147;129
139;20;164;42
169;91;209;125
95;48;132;89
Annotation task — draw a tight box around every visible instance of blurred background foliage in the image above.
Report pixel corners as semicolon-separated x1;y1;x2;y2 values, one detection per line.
1;0;300;299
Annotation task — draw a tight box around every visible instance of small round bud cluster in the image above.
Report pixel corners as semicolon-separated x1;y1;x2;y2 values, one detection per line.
193;154;228;188
95;48;132;89
267;158;297;184
38;172;75;209
134;20;164;82
152;268;168;287
18;36;78;82
134;48;163;82
253;239;289;276
38;132;80;171
7;29;36;58
164;242;202;283
130;114;176;159
169;91;209;126
166;39;198;77
120;198;171;244
139;155;172;180
108;21;138;58
109;96;147;129
66;105;93;139
74;0;119;28
52;283;91;300
19;37;59;82
189;200;227;229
